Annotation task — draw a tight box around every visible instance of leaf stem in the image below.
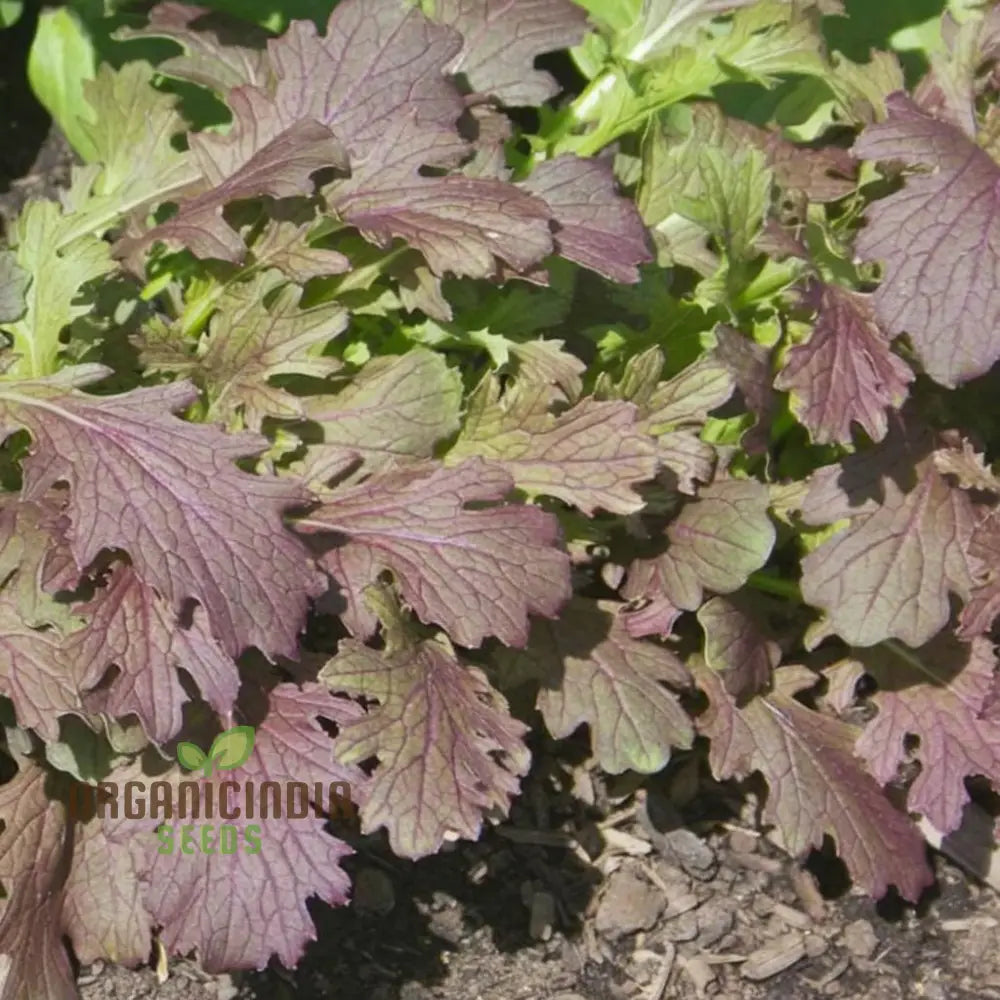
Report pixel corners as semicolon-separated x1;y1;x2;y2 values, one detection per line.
746;571;802;602
140;271;175;302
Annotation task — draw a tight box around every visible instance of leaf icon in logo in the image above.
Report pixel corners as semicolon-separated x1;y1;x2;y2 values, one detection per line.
176;741;207;772
206;725;256;776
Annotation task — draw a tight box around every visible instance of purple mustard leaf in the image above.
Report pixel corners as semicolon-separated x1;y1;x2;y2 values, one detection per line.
268;0;464;157
0;368;325;658
322;628;530;858
302;349;463;480
775;281;913;445
696;663;933;901
853;93;1000;387
63;801;151;967
847;633;1000;835
447;375;659;515
0;621;80;740
115;2;270;93
431;0;588;106
131;684;366;971
0;759;78;1000
698;594;781;702
520;155;652;283
296;458;571;647
496;598;693;774
65;565;240;744
196;275;347;430
801;430;976;648
624;478;775;611
328;114;554;279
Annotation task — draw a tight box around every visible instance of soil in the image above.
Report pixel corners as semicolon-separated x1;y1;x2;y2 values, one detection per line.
73;750;1000;1000
5;22;1000;1000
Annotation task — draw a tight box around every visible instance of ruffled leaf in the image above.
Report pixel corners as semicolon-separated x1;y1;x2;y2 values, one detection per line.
0;496;77;630
776;282;912;445
0;760;76;1000
196;275;346;429
1;201;115;377
328;115;553;278
697;594;779;702
62;808;149;967
596;347;734;492
697;663;932;900
302;349;462;479
801;431;975;648
297;459;571;646
115;3;270;93
624;478;775;611
63;565;239;743
846;634;1000;835
448;375;659;514
0;624;80;739
496;598;693;774
520;155;652;283
322;615;529;857
853;93;1000;387
0;369;324;657
431;0;588;106
132;684;365;971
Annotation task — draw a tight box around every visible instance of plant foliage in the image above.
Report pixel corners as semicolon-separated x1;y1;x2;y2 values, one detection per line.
3;0;1000;994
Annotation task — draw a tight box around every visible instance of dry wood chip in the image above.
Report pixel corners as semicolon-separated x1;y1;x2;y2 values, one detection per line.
771;901;813;930
940;916;998;932
803;933;828;959
805;954;850;989
595;870;666;939
640;861;672;895
600;804;638;829
726;827;761;854
679;955;717;996
603;827;655;856
740;931;806;980
842;918;878;959
645;943;676;1000
663;892;701;919
727;852;784;875
632;948;664;964
790;866;827;922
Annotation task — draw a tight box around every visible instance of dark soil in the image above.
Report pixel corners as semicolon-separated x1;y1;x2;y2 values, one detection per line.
74;748;1000;1000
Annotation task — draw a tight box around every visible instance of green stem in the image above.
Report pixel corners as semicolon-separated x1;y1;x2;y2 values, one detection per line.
54;173;198;254
731;260;804;311
746;571;802;602
539;41;728;159
140;271;176;302
541;69;619;157
307;245;408;302
179;286;227;340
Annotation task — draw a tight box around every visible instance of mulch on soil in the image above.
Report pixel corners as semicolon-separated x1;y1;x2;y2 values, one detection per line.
76;747;1000;1000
